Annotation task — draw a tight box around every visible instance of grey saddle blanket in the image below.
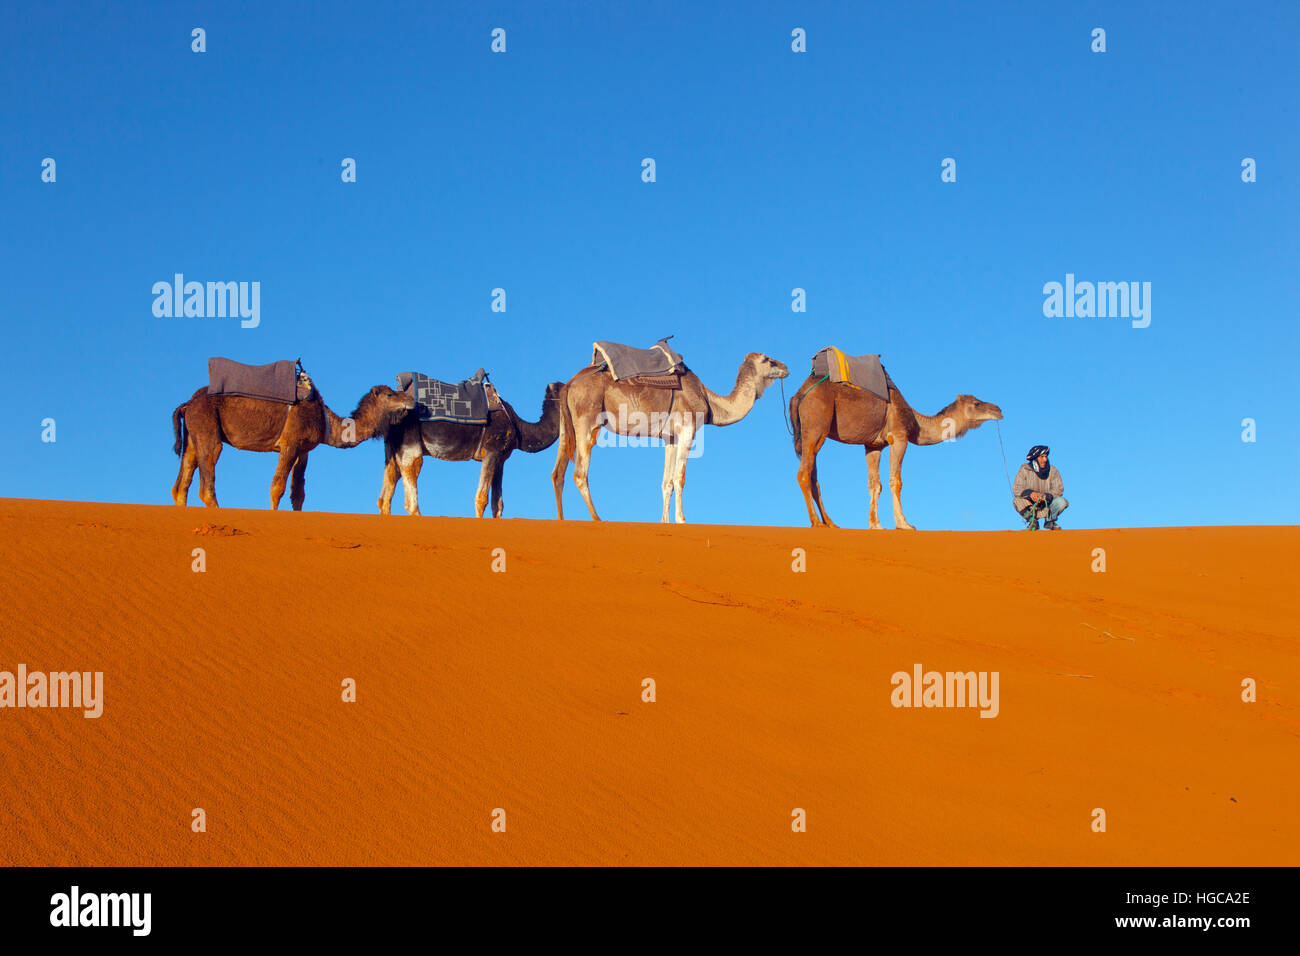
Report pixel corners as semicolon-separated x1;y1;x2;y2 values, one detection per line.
811;347;891;402
207;357;302;404
396;371;489;425
591;338;685;381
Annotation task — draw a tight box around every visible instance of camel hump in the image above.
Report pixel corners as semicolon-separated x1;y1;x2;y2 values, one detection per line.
810;347;889;402
398;371;492;426
207;357;302;404
592;338;685;380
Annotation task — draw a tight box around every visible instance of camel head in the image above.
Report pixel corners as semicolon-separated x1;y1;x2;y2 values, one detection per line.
745;353;790;397
544;381;565;402
363;384;417;427
952;394;1003;428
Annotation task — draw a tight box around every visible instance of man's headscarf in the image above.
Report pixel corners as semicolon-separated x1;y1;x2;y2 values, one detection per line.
1026;445;1050;479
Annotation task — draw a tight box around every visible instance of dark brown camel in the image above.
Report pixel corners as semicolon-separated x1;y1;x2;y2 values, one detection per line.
171;378;414;510
378;382;565;517
789;374;1002;529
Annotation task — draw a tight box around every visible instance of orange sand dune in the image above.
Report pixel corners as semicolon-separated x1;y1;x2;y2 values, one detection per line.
0;498;1296;866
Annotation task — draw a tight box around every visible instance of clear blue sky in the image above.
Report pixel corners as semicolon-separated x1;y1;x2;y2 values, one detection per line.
2;1;1296;528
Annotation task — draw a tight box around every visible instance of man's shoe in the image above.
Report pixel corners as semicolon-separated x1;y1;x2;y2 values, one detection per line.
1044;519;1059;530
1024;517;1040;530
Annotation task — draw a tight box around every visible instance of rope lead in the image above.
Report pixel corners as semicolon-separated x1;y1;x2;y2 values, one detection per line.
996;421;1015;495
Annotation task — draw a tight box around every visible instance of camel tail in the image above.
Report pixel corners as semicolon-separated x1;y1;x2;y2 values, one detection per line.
789;391;804;458
172;403;188;457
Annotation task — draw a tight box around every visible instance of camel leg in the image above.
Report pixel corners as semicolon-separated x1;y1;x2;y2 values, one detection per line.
551;421;572;520
490;458;505;518
377;445;400;515
196;441;223;508
398;450;423;516
473;456;494;518
572;418;602;521
671;418;695;524
888;439;915;530
660;439;675;524
172;437;198;506
797;434;834;528
269;446;297;510
810;460;835;527
797;440;821;527
289;450;309;511
865;448;884;529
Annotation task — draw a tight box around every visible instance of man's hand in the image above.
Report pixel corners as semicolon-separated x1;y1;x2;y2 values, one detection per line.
1029;492;1045;503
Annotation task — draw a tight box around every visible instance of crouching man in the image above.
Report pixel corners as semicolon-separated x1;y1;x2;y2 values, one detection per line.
1013;444;1068;530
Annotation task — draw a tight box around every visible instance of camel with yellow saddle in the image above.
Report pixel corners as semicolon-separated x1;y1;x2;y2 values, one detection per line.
788;347;1003;529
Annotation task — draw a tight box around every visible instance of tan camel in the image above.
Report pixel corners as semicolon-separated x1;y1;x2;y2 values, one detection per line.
552;352;789;523
789;375;1002;529
171;377;414;510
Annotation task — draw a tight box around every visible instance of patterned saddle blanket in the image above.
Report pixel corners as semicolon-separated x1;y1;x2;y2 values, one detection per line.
591;338;685;382
810;347;891;402
207;357;311;404
396;369;502;425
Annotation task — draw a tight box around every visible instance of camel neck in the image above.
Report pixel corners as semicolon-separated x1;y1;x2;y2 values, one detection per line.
322;404;349;447
516;398;561;453
324;400;380;448
913;402;968;446
704;364;761;426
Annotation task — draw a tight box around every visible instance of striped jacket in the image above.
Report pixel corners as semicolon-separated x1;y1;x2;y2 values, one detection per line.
1012;463;1064;512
